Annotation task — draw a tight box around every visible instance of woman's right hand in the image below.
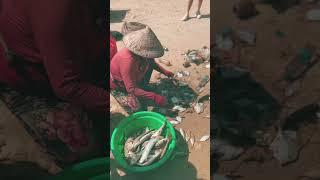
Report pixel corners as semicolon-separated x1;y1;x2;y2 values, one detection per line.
154;94;168;107
127;94;140;111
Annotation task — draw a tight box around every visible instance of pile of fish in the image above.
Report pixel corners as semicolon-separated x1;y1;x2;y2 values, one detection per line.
124;122;171;166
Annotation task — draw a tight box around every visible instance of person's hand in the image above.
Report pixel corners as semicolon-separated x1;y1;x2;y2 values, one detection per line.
165;71;174;78
127;94;140;111
154;94;167;107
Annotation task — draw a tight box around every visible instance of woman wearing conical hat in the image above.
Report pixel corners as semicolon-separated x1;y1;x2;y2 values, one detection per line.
110;25;173;111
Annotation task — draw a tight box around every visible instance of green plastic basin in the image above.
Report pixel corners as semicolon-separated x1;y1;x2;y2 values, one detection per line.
48;158;108;180
111;111;176;173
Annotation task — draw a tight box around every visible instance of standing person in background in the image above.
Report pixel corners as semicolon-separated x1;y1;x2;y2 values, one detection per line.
181;0;204;21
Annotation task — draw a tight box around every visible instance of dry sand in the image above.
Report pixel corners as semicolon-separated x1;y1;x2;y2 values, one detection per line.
110;0;211;179
214;1;320;179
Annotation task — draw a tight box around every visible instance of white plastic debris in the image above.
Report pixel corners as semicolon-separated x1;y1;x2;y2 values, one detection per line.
194;103;204;114
176;72;184;78
169;120;180;125
200;135;210;142
176;116;183;123
216;34;234;50
237;30;256;45
269;130;299;165
172;105;186;112
306;9;320;21
316;112;320;119
171;97;180;104
179;128;185;139
176;71;190;78
185;131;190;142
183;71;190;76
190;135;195;147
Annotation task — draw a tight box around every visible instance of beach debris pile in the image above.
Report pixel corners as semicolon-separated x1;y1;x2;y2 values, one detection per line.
215;27;256;50
124;122;171;166
150;78;197;107
196;75;210;92
213;26;256;66
306;9;320;21
269;130;299;165
182;46;210;67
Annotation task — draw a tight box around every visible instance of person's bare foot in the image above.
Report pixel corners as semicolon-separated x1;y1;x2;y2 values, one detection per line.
181;13;190;21
196;11;202;19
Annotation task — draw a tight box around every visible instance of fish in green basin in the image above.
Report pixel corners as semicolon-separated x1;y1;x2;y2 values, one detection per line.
123;123;171;167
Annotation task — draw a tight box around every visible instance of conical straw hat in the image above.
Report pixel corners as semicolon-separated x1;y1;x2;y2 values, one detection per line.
121;21;147;35
123;26;164;58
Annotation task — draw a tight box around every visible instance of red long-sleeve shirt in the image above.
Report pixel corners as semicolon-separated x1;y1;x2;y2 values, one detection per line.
0;0;108;112
110;35;117;60
110;48;170;102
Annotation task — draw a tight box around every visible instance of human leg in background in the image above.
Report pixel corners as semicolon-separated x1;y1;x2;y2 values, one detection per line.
181;0;193;21
196;0;203;19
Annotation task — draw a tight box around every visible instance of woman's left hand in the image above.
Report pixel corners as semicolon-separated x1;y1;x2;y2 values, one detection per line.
165;71;174;78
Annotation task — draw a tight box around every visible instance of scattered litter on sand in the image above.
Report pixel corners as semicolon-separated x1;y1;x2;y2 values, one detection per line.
179;128;185;139
172;105;186;112
269;130;299;165
169;120;180;125
306;9;320;21
194;103;204;114
176;116;183;123
200;135;210;142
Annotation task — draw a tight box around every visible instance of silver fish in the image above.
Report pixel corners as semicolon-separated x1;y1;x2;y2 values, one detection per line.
132;131;153;150
139;150;162;166
155;138;168;149
139;137;160;164
141;140;149;149
132;130;150;146
160;136;171;159
133;144;142;153
128;151;143;165
151;122;166;138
